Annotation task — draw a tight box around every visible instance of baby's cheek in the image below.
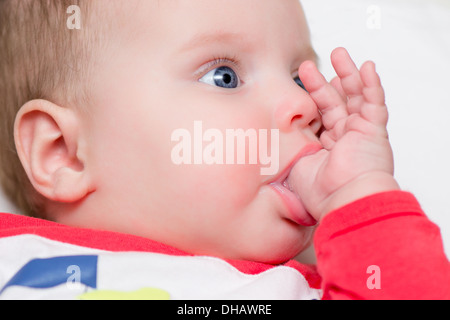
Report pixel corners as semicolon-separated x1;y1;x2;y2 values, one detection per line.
206;163;262;208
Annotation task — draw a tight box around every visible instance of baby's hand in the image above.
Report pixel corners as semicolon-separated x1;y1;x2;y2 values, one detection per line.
287;48;400;222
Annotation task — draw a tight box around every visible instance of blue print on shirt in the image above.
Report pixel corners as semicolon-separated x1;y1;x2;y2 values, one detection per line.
1;255;98;293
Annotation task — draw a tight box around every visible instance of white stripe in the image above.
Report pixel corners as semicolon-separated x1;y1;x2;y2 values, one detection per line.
0;235;321;300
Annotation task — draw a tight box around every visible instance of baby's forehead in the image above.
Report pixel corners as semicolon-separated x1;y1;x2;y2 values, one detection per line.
93;0;312;54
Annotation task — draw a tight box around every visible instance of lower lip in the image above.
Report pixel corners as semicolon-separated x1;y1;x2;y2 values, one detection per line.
269;143;322;227
270;182;317;227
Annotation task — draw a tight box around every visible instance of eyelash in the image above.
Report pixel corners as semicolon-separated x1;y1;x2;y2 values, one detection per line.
197;55;242;79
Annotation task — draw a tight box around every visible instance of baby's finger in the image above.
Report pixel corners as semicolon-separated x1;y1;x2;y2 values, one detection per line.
330;76;346;100
360;61;385;105
360;61;389;127
299;61;348;131
331;48;364;114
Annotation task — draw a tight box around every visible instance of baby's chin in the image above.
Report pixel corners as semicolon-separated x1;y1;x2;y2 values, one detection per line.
225;227;316;265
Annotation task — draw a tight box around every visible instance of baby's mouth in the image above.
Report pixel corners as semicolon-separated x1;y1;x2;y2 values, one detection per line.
269;144;322;227
270;173;317;227
282;178;294;193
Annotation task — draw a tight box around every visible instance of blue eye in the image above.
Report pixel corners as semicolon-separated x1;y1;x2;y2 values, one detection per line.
294;76;307;92
199;66;240;89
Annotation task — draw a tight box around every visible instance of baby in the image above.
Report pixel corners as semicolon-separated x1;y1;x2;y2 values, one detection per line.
0;0;449;300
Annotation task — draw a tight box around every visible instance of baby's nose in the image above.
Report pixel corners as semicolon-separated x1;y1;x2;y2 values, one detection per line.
274;89;319;133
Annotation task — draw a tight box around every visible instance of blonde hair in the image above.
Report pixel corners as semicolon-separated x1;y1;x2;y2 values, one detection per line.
0;0;101;217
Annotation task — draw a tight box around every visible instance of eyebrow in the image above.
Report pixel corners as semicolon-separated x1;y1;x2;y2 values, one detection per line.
179;30;320;65
179;31;249;53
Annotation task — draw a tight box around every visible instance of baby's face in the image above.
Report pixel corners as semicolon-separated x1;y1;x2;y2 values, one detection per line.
84;0;322;263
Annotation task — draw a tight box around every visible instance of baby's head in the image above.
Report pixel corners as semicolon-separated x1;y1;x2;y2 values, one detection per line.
0;0;323;264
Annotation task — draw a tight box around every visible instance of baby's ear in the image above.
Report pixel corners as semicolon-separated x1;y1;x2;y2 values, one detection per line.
14;99;94;204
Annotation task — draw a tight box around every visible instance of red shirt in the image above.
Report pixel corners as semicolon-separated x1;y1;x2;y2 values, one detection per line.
1;191;449;299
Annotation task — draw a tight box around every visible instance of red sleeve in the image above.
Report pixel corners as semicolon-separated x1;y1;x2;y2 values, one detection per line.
314;191;450;300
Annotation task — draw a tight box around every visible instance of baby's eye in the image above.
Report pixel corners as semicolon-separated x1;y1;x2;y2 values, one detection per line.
293;75;307;92
199;66;240;89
